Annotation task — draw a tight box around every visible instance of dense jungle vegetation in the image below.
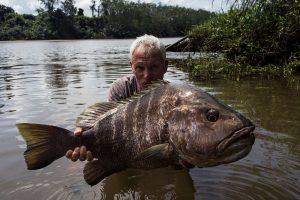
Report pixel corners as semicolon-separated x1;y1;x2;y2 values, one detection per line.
173;0;300;79
0;0;213;40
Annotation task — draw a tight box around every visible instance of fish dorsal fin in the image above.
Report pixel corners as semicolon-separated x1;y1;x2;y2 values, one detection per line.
75;102;120;128
143;80;169;93
76;80;169;129
119;80;169;103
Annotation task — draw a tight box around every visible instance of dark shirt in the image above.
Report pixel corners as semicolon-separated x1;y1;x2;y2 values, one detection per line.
108;75;139;102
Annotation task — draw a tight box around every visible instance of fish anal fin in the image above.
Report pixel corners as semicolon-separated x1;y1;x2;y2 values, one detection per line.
83;160;124;186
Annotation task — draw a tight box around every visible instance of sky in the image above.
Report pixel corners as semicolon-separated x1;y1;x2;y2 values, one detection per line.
0;0;233;16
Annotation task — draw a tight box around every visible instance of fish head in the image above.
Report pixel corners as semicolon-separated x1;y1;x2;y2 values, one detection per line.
166;87;255;168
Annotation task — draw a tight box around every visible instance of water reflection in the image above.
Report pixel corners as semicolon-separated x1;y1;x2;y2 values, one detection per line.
102;168;195;199
46;64;69;89
0;39;299;200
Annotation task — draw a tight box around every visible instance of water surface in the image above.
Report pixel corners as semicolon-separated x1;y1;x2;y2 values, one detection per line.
0;39;299;200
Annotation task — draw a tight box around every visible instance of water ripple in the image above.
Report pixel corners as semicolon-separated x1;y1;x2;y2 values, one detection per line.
1;39;299;200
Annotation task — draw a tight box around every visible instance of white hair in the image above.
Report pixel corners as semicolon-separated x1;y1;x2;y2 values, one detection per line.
129;34;166;61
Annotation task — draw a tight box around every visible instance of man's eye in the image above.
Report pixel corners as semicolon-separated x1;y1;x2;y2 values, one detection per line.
135;66;143;71
149;65;158;71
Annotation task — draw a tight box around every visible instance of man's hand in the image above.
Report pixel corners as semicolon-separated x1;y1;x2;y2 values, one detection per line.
65;127;94;161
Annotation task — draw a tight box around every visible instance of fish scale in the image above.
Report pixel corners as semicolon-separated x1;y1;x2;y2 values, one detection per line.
16;82;255;186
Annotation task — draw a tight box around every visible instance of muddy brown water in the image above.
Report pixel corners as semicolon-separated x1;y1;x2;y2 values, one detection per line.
0;39;299;200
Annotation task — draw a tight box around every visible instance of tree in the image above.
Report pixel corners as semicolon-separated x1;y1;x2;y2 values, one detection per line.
77;8;84;16
1;0;214;40
99;0;109;17
90;0;97;17
61;0;77;16
38;0;59;14
97;2;101;17
0;4;14;23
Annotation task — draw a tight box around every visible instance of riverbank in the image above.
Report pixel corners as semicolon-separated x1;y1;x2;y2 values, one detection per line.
169;0;299;80
172;56;300;81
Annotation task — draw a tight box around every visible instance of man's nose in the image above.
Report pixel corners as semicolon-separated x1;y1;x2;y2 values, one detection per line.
143;68;150;79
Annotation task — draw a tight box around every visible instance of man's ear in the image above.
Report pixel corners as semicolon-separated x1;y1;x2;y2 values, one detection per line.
130;61;133;69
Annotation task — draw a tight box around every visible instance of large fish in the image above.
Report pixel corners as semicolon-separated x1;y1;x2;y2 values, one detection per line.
16;82;255;186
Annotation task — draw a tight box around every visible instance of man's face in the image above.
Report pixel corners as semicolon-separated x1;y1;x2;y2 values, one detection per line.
131;47;168;91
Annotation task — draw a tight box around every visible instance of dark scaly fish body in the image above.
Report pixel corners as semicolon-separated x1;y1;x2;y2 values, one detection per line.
16;82;255;186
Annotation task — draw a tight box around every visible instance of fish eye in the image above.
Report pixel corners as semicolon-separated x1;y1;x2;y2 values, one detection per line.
206;109;219;122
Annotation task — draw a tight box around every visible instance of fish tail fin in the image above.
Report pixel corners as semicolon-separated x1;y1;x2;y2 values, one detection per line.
16;123;76;170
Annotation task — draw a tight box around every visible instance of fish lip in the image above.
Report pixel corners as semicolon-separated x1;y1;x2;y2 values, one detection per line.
178;126;255;168
216;125;255;154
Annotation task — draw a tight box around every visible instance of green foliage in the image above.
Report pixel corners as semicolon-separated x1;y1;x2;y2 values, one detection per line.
77;8;84;16
61;0;77;16
38;0;59;14
0;1;213;40
74;15;104;38
0;12;34;40
173;56;299;81
0;4;14;24
93;0;212;38
189;0;300;67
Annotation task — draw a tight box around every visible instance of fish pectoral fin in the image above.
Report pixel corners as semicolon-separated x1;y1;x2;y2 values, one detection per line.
134;143;171;162
83;160;123;186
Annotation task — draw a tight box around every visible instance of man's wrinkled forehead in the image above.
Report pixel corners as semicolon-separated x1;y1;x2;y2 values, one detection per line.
132;45;165;61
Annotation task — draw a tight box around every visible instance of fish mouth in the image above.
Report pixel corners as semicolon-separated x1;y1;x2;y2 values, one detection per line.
177;126;255;168
216;125;255;155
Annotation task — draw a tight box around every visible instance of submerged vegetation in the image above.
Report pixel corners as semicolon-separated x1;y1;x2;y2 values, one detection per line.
174;0;300;80
0;0;212;40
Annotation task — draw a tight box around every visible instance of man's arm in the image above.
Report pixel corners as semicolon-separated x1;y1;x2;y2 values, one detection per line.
65;76;136;162
108;83;123;102
108;75;138;102
65;81;121;162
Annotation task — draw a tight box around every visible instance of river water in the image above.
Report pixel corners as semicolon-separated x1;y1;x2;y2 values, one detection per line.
0;39;299;200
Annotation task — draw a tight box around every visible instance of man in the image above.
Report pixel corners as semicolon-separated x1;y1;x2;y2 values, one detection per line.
65;34;168;161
